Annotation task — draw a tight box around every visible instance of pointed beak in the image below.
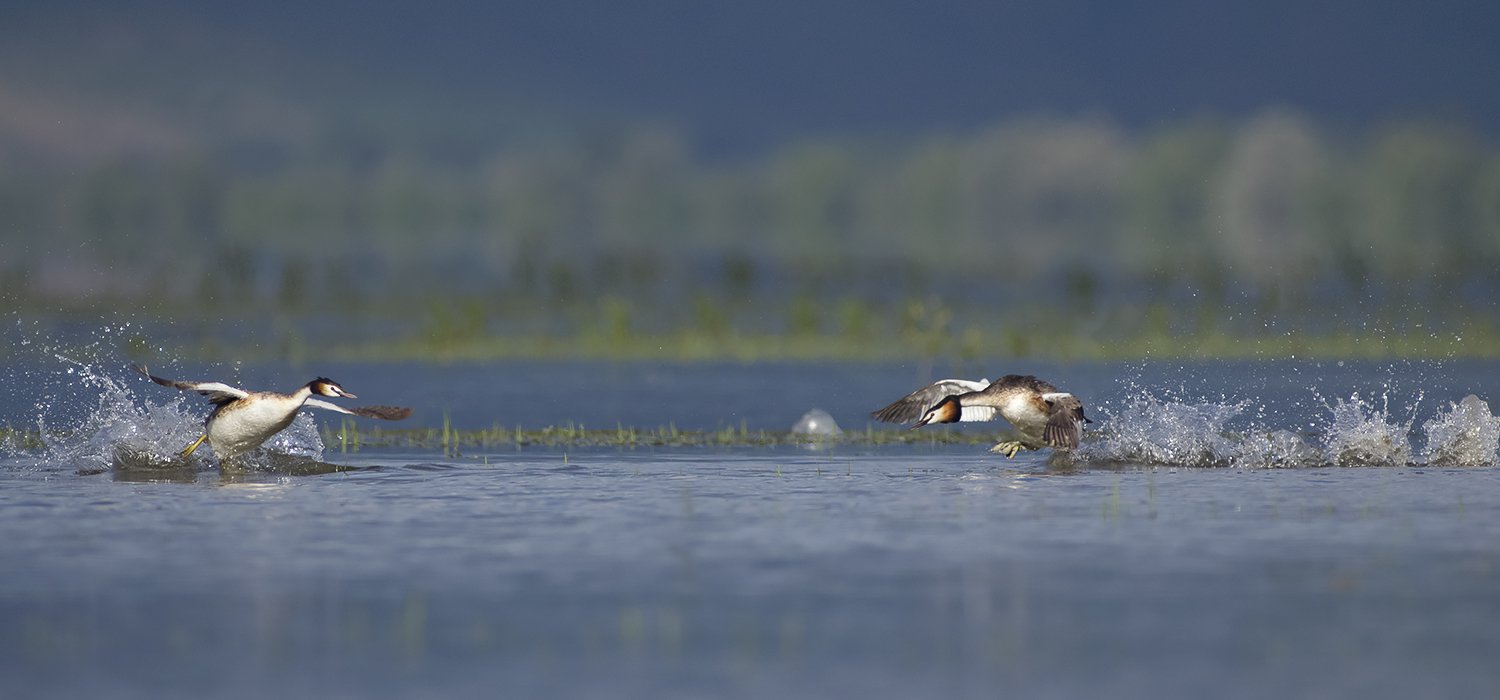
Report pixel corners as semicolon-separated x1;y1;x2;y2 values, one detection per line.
340;389;357;399
910;417;930;430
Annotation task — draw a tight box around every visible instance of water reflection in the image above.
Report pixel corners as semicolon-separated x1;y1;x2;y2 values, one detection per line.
4;357;1500;698
109;450;365;484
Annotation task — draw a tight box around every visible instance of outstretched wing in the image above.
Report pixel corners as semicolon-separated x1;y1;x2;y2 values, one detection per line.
135;365;248;405
953;401;1000;423
870;378;991;424
305;398;413;421
1040;392;1086;449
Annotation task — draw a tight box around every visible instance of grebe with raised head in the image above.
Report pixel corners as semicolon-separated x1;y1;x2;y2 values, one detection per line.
136;365;412;461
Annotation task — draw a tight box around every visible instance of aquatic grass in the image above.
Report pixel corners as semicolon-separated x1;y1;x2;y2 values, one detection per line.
1102;477;1124;520
0;425;48;451
1146;469;1158;518
333;416;360;454
299;422;1002;452
441;411;458;458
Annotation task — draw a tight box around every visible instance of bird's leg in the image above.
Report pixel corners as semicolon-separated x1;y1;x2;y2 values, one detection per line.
180;434;208;458
989;440;1028;458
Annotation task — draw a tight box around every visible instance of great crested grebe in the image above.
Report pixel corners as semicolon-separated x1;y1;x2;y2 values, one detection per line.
136;365;412;461
872;374;1089;457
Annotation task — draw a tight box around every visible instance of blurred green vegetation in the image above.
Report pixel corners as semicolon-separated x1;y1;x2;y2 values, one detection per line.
3;110;1499;361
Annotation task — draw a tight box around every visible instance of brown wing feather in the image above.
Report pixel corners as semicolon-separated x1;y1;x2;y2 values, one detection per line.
1041;394;1085;449
348;405;412;421
134;364;247;405
305;397;412;420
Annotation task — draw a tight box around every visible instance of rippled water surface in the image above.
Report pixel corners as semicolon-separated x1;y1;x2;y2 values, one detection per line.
4;350;1500;698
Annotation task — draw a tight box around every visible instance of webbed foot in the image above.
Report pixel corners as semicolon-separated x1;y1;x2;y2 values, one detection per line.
989;440;1027;458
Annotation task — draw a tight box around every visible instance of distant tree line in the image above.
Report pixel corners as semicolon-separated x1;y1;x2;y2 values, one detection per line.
3;110;1498;312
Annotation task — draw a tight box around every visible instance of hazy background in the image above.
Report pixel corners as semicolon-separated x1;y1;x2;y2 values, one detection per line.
3;0;1499;360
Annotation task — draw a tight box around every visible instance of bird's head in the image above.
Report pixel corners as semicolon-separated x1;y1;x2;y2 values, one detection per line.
310;378;356;399
912;395;961;429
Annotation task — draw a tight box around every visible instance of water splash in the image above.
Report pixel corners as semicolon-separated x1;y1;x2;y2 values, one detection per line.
1077;394;1250;467
1076;386;1447;469
1233;429;1324;469
3;328;325;472
1422;395;1500;466
1322;392;1415;467
256;413;325;461
40;356;211;476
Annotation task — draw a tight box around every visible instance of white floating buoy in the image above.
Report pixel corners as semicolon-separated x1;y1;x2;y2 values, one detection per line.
791;408;842;437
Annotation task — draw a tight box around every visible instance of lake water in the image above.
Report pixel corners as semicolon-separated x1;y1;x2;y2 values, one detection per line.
3;346;1500;698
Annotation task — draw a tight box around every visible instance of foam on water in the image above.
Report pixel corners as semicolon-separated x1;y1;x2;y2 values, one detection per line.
1232;429;1324;469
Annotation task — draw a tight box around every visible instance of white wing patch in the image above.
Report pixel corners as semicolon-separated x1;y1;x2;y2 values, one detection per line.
305;397;413;421
1041;392;1074;403
136;366;250;402
185;383;250;402
304;397;357;416
958;405;999;422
